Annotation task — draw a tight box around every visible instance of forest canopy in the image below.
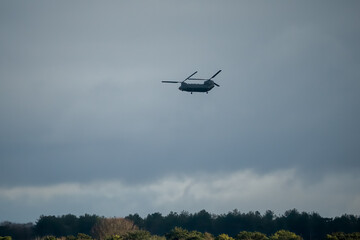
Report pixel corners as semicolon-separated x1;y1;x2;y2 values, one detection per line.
1;209;359;240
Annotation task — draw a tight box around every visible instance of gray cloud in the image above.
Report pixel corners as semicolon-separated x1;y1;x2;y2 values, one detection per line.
1;169;360;223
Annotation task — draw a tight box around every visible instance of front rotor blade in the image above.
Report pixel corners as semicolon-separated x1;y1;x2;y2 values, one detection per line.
184;71;198;81
210;70;222;79
214;82;220;87
187;78;208;81
162;81;180;83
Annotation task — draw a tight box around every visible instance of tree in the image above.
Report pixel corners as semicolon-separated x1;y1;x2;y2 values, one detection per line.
0;222;34;240
35;216;63;237
0;237;12;240
235;231;268;240
66;235;77;240
270;230;302;240
78;214;100;236
41;236;57;240
91;218;138;240
165;227;210;240
326;232;360;240
166;227;190;240
192;210;213;233
216;234;234;240
204;232;215;240
122;230;152;240
126;214;144;230
187;230;205;240
76;233;94;240
105;235;122;240
145;213;165;235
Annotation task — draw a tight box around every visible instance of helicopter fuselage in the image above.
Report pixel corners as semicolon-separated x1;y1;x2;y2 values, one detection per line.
179;80;215;93
162;70;221;93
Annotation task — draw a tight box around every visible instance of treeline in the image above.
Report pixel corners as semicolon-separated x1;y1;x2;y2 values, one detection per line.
0;214;98;240
126;209;360;239
1;209;360;240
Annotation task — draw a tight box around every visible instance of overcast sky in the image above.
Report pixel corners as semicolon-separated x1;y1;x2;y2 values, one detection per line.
1;1;360;223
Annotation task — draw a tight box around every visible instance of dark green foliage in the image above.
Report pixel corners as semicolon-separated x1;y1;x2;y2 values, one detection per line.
235;231;268;240
41;236;57;240
165;227;208;240
326;232;360;240
78;215;100;235
192;210;213;233
39;233;94;240
105;235;122;240
330;216;360;233
145;213;165;235
216;234;234;240
34;214;99;238
1;210;360;240
104;230;165;240
132;209;360;240
66;235;77;240
122;230;152;240
0;236;12;240
269;230;302;240
0;222;33;240
166;227;190;240
125;214;144;229
76;233;94;239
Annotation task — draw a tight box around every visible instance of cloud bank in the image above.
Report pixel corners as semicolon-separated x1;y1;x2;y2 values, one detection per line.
1;169;359;222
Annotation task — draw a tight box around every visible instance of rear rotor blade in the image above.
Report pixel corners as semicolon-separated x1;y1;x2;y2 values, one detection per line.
210;70;222;79
214;82;220;87
162;81;181;83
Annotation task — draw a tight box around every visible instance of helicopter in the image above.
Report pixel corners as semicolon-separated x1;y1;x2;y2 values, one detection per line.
162;70;222;94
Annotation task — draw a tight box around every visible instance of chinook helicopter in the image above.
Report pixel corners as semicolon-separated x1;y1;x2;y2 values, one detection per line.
162;70;221;94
